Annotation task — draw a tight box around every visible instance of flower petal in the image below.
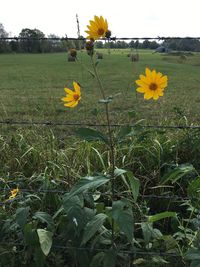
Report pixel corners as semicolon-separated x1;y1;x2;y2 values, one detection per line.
73;81;80;94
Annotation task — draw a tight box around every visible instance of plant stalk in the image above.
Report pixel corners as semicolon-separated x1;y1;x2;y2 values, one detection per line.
90;55;116;247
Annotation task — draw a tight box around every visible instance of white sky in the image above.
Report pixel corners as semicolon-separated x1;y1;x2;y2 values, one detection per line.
1;0;200;38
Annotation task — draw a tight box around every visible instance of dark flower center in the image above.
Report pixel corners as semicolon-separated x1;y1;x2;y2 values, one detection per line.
149;83;158;91
97;28;105;35
73;94;79;101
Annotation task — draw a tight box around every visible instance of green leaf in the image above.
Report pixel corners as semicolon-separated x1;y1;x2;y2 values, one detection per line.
15;207;30;229
128;110;136;118
34;247;46;267
161;164;194;185
186;248;200;260
188;177;200;204
37;229;53;256
95;60;100;67
75;127;109;144
67;175;110;199
88;70;95;78
103;249;117;267
116;126;134;142
24;223;39;246
112;199;134;242
90;252;105;267
141;222;162;245
114;168;127;178
81;213;107;245
148;211;176;223
33;212;54;231
98;99;112;104
126;171;140;202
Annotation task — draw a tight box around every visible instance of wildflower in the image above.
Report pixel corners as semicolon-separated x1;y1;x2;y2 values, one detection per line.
9;188;19;199
136;68;168;100
62;82;81;108
85;16;109;40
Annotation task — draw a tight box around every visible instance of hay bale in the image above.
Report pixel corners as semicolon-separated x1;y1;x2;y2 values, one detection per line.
68;55;76;62
130;54;139;62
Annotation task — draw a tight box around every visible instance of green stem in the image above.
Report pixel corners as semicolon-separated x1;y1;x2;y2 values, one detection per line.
90;54;115;247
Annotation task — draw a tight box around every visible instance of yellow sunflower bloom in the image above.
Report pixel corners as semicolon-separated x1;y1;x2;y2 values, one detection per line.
85;15;109;40
136;68;168;100
9;188;19;199
62;81;81;108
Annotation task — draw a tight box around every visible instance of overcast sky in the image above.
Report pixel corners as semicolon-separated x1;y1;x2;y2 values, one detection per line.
1;0;199;38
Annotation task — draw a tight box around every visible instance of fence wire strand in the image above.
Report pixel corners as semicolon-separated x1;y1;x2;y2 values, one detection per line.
0;120;200;129
0;241;181;258
1;36;200;41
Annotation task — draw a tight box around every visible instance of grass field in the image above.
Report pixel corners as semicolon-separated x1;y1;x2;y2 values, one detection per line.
0;49;200;126
1;49;200;266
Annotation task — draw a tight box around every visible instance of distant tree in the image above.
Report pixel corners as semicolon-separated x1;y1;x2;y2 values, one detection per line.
142;40;151;49
0;23;10;53
18;28;46;53
149;41;159;49
163;38;200;52
129;41;135;48
95;41;104;48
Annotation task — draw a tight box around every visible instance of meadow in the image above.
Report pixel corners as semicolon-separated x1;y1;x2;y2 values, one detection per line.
0;49;200;125
1;49;200;266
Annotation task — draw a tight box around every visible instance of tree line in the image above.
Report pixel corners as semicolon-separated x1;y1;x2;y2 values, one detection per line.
1;23;200;53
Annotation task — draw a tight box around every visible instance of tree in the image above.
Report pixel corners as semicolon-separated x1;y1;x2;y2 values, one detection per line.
0;23;10;53
18;28;46;53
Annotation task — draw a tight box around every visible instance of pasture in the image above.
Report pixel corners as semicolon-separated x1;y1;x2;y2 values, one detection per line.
0;50;200;125
1;49;200;266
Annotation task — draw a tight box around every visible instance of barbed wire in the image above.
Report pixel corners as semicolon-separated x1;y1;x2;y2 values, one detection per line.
0;241;181;258
0;36;200;41
0;119;200;129
0;187;194;206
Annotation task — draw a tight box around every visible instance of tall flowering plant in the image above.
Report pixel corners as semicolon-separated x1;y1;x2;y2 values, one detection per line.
61;15;169;265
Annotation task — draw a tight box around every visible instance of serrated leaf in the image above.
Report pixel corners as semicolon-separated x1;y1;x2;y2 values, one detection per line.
37;229;53;256
75;127;109;144
148;211;176;223
81;213;107;245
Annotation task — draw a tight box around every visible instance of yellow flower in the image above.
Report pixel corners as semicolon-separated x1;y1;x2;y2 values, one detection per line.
85;15;109;40
9;188;19;199
62;82;81;108
136;68;168;100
